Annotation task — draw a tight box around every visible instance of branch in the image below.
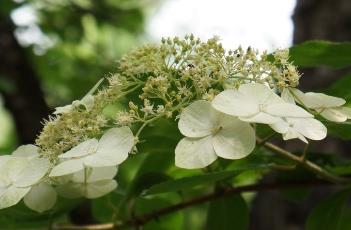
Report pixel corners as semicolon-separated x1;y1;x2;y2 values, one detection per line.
256;138;351;184
53;179;337;230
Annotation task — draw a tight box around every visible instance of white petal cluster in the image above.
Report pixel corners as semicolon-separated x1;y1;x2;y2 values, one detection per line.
269;117;326;143
0;126;134;213
56;167;118;199
212;83;327;143
175;100;256;169
0;145;53;212
269;89;328;143
50;127;134;177
48;127;133;200
212;83;313;124
289;88;351;122
175;83;339;169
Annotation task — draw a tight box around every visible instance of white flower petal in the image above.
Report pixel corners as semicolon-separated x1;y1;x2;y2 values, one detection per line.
59;139;98;159
24;183;57;213
292;89;346;109
14;157;51;187
49;159;84;177
0;163;17;187
0;156;11;171
283;130;308;143
303;92;346;108
239;83;282;105
0;157;28;186
290;118;327;141
320;108;348;122
212;116;255;159
282;129;299;140
297;134;309;143
269;119;289;133
178;100;217;137
0;185;30;209
80;95;95;111
239;112;281;124
266;103;313;118
212;89;259;117
0;156;11;172
281;88;296;104
72;166;118;183
175;136;217;169
290;88;305;99
85;127;134;167
56;183;84;199
12;145;39;158
340;107;351;119
85;180;117;199
54;104;73;115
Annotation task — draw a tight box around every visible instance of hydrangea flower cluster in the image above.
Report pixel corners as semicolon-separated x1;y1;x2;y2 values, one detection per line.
0;127;133;213
0;36;349;212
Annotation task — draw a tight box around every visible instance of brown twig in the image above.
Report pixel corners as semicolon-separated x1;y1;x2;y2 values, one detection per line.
53;179;336;230
256;138;351;184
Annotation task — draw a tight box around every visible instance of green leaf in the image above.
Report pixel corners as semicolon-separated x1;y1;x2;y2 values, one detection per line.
92;192;124;222
277;166;314;203
129;172;171;197
146;171;238;195
134;197;183;230
206;194;249;230
328;73;351;102
338;207;351;230
306;188;351;230
325;121;351;140
146;164;271;195
0;197;80;229
289;41;351;69
280;188;311;203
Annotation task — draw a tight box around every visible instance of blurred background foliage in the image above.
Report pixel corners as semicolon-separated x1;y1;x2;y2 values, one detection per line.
0;0;160;152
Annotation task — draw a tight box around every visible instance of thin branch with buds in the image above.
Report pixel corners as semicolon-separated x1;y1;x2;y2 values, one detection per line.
53;179;341;230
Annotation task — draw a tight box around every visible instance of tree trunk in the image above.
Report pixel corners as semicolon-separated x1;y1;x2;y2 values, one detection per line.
0;16;50;144
250;1;351;229
293;0;351;91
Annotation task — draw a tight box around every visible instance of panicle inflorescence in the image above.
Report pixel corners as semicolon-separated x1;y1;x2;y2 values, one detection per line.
35;35;300;161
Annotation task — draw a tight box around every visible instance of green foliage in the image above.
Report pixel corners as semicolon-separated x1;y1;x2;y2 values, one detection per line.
328;74;351;103
134;197;183;230
289;41;351;69
146;164;271;195
206;194;249;230
13;0;150;105
306;189;351;230
0;197;81;229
